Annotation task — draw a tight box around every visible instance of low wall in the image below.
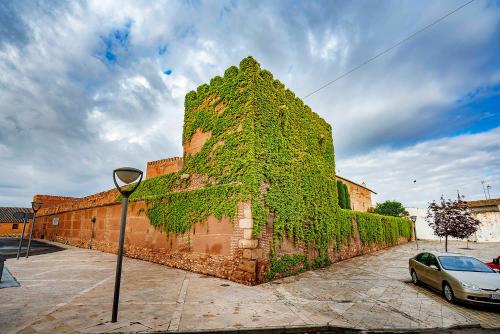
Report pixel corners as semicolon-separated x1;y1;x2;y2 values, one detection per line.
32;198;258;284
146;157;184;179
32;192;412;284
265;210;413;281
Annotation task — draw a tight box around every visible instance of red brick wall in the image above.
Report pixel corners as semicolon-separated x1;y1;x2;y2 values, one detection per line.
146;157;184;179
32;196;262;284
184;128;212;156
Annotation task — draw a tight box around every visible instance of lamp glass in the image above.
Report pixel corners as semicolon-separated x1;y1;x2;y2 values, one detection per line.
410;215;417;222
115;168;142;184
32;201;42;212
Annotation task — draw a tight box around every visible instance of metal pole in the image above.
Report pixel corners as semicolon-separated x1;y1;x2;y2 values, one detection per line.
481;181;487;199
111;196;129;323
16;215;28;260
413;221;418;250
26;212;36;258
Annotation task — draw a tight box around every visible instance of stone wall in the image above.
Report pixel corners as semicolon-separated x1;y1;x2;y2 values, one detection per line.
146;157;184;179
336;176;374;212
269;215;410;281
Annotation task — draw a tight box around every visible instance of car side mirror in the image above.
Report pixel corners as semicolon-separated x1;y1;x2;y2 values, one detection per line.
429;265;439;271
493;258;500;265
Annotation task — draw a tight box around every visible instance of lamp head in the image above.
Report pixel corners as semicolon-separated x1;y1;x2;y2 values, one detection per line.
410;215;417;223
31;201;42;213
113;167;143;197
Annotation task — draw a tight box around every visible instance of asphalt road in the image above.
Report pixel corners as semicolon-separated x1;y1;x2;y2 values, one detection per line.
0;237;62;258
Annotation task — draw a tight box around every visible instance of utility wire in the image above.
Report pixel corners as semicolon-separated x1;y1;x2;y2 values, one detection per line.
303;0;476;100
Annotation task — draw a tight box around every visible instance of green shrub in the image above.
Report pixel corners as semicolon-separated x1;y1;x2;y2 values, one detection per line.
265;254;309;281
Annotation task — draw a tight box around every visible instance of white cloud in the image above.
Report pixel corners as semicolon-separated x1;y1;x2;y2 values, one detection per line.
0;0;499;207
337;127;500;208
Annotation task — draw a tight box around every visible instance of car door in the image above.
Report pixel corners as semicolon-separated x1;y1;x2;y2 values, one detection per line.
424;254;442;290
414;253;430;284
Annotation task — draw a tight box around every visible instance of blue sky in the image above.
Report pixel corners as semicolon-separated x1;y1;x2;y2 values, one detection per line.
0;0;499;207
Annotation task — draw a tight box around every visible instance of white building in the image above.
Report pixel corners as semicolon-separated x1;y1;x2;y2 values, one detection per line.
467;198;500;242
407;199;500;242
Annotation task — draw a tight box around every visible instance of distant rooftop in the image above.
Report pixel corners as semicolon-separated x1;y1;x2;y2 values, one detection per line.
467;198;500;208
336;175;377;194
0;207;31;223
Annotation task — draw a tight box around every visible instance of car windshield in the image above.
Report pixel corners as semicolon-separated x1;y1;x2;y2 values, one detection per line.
438;256;495;273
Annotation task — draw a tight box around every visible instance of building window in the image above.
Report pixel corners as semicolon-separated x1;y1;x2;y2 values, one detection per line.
12;223;19;229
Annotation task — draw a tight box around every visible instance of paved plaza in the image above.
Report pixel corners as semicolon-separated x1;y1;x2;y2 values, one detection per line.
0;240;499;333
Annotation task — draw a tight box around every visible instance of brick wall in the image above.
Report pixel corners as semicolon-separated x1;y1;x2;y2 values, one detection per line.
32;195;262;284
272;216;410;276
183;128;212;156
146;157;184;179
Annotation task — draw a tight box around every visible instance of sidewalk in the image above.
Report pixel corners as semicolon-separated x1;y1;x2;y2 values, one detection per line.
1;240;499;333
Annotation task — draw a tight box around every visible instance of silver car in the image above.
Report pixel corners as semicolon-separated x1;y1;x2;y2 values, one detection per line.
409;251;500;306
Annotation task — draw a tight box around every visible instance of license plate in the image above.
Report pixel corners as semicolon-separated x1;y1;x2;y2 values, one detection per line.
490;294;500;300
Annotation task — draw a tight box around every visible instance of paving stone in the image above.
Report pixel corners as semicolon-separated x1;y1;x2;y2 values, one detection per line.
1;240;499;333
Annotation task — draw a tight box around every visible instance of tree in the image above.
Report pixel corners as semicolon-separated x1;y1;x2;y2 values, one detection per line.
336;180;351;209
345;183;351;209
426;195;481;252
374;201;407;217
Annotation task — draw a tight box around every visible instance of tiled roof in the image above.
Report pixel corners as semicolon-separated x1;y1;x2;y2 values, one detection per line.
336;175;377;194
0;207;32;223
466;198;500;208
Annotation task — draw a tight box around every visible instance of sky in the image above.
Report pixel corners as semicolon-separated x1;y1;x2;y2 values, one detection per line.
0;0;499;208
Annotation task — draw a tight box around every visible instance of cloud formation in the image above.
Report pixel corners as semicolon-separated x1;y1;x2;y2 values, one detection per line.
0;0;499;207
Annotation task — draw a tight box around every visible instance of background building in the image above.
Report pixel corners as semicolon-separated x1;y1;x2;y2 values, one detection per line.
407;199;500;242
0;207;31;236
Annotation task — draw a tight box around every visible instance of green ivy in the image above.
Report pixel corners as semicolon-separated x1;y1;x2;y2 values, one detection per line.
337;180;351;209
265;254;309;281
118;57;413;265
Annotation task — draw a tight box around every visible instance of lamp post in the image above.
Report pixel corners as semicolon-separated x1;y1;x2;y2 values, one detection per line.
111;167;143;323
410;215;418;250
14;211;32;260
26;201;42;258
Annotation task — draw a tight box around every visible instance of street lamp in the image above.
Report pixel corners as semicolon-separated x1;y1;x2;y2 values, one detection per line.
26;201;42;258
410;215;418;250
111;167;143;323
14;211;33;260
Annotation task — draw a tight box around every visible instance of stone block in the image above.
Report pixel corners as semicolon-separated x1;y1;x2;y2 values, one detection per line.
243;228;253;240
243;202;252;218
243;248;263;260
238;259;256;274
239;218;253;229
242;249;252;259
238;239;258;249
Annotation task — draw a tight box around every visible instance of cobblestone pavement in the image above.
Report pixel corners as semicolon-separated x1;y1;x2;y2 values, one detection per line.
0;240;498;333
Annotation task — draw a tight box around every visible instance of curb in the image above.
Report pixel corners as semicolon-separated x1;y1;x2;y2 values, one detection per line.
120;323;487;334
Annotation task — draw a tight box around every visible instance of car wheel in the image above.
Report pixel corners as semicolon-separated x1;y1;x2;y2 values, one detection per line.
443;283;455;303
411;270;419;285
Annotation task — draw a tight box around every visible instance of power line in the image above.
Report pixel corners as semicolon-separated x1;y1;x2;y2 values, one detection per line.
303;0;476;100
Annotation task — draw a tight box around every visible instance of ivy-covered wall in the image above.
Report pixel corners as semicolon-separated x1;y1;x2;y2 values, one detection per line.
127;56;338;246
123;56;412;282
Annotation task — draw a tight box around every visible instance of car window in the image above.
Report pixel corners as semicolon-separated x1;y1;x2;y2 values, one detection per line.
438;256;495;273
427;254;440;268
415;253;429;265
